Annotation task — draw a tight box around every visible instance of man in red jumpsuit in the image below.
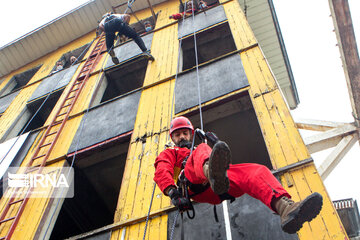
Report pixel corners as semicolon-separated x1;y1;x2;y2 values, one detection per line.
154;116;323;234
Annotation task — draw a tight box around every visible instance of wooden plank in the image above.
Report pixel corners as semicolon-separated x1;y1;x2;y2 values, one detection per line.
304;123;357;154
295;119;345;131
112;4;179;237
319;133;358;179
329;0;360;127
222;0;257;50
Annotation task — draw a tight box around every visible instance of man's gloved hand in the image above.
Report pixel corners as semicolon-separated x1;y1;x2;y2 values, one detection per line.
168;188;190;211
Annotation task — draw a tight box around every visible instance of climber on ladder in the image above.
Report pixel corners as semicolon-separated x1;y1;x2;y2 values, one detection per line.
154;116;324;234
98;12;155;64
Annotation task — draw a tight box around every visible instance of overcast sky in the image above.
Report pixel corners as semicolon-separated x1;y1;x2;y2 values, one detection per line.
274;0;360;204
0;0;359;204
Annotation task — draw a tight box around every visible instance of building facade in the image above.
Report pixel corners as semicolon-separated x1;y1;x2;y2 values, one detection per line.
0;0;348;239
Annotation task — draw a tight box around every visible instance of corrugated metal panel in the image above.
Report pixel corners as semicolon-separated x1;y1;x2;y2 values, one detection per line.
0;0;168;78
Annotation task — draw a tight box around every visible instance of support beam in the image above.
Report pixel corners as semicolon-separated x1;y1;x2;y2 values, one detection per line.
304;123;357;154
295;119;345;131
318;133;359;179
329;0;360;127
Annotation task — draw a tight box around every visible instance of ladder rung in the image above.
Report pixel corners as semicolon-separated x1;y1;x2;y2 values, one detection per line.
56;112;67;118
45;131;58;137
39;142;51;148
52;120;63;127
77;75;86;81
9;199;24;205
66;96;75;100
25;166;39;174
0;217;15;224
70;88;80;93
62;103;72;109
33;154;46;160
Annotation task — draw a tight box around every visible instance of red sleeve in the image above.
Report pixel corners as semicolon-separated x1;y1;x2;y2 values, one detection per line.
171;13;183;20
154;149;177;193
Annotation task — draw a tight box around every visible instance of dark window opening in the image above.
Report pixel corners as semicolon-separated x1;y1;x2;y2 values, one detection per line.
187;92;272;169
178;0;220;14
50;140;129;239
20;90;64;135
96;58;148;105
134;16;158;36
114;15;158;46
0;65;42;96
51;44;90;73
182;23;237;71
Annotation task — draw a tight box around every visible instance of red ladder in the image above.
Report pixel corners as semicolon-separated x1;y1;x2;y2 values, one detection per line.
0;34;107;240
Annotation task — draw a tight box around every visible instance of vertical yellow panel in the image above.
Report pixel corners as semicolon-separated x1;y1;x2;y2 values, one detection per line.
223;0;347;238
112;2;179;238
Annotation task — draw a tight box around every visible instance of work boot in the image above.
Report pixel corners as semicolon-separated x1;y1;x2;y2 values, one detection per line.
112;56;120;65
274;192;323;234
207;141;231;195
143;50;155;61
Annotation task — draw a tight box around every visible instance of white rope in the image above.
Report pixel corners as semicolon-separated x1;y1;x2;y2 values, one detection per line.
190;0;204;130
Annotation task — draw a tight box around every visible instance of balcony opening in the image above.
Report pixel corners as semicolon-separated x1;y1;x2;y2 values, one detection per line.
0;65;42;96
179;0;219;12
187;92;272;169
22;90;64;134
1;89;63;142
51;44;90;74
181;22;237;71
92;57;148;106
50;138;130;239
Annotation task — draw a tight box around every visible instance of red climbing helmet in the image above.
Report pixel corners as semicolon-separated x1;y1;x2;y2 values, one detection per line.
170;116;194;136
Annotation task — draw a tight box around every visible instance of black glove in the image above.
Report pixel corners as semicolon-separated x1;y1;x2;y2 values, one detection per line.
168;188;191;211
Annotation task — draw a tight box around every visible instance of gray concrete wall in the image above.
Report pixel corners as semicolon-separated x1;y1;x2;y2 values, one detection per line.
104;33;154;69
29;65;77;102
68;91;141;153
168;195;298;239
0;90;20;113
175;54;249;113
178;5;227;39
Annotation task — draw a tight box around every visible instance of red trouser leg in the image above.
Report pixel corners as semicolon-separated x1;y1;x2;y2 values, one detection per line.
184;143;291;209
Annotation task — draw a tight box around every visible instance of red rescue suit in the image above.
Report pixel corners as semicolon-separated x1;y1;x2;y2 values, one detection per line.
154;143;291;210
170;8;197;20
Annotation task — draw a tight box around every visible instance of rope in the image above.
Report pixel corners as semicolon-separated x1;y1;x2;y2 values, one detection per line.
169;210;180;240
124;0;135;14
0;39;95;167
190;0;204;130
142;182;156;240
124;0;147;31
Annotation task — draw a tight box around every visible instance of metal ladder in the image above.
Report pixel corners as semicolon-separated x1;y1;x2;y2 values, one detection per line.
0;34;107;240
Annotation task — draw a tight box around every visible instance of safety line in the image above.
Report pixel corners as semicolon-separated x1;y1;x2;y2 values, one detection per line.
143;4;189;240
190;0;204;130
